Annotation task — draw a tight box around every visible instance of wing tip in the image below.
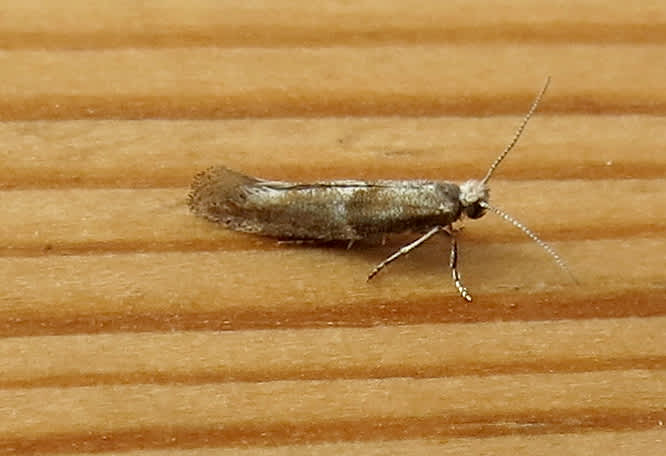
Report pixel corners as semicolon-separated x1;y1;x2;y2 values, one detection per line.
187;166;257;220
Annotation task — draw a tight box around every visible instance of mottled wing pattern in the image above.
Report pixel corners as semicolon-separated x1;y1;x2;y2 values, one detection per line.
188;166;462;240
187;166;264;229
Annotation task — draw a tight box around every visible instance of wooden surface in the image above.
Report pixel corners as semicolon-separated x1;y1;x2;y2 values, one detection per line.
1;1;665;454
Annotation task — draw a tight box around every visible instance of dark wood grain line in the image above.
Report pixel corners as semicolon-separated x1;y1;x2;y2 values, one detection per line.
2;93;666;121
0;290;663;338
2;23;666;50
2;162;665;190
1;410;663;455
3;357;666;389
0;224;663;258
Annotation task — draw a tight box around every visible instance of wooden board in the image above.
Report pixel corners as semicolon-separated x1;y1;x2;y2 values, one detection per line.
0;1;664;454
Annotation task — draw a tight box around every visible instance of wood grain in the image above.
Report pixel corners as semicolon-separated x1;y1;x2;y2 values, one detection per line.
1;1;664;454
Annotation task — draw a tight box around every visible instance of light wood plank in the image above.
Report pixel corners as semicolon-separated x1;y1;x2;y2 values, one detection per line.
1;46;666;120
1;0;665;49
1;318;665;387
2;370;665;439
1;116;664;189
0;238;663;336
0;1;664;454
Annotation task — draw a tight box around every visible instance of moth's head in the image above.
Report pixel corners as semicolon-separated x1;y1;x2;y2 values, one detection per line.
458;180;489;219
456;78;550;220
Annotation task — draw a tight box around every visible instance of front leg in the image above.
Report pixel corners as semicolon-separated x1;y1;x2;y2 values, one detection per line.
446;231;472;302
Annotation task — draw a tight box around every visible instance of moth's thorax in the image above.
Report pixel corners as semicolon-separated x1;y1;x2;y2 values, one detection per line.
458;179;489;219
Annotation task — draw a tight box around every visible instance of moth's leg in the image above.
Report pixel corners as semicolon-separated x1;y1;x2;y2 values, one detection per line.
446;230;472;302
276;239;318;245
367;226;441;280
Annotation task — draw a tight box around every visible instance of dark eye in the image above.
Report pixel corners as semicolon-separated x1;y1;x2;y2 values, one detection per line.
464;203;486;219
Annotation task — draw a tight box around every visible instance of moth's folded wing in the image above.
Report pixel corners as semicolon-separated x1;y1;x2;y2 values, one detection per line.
187;166;262;224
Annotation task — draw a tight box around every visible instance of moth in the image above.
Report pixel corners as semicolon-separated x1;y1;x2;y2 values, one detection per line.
188;77;570;301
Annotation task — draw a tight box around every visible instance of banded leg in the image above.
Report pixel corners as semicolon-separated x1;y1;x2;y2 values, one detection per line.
367;226;442;280
448;235;472;302
276;239;318;245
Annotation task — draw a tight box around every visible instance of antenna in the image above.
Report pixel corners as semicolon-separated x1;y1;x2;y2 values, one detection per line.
479;201;576;282
481;76;551;185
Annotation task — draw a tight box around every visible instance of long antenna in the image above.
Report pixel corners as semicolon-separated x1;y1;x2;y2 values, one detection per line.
481;76;551;185
479;201;576;282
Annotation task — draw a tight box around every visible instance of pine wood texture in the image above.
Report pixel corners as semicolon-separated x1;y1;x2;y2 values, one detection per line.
1;1;665;454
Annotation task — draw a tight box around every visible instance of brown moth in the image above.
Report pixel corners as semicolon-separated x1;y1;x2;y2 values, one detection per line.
188;78;570;301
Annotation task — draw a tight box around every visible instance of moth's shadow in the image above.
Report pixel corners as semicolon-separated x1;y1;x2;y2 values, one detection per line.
275;233;528;288
277;233;461;277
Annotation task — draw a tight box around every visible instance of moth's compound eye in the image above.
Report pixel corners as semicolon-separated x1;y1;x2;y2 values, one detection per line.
464;203;487;219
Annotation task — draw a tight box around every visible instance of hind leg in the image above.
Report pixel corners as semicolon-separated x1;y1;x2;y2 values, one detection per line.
367;226;442;280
